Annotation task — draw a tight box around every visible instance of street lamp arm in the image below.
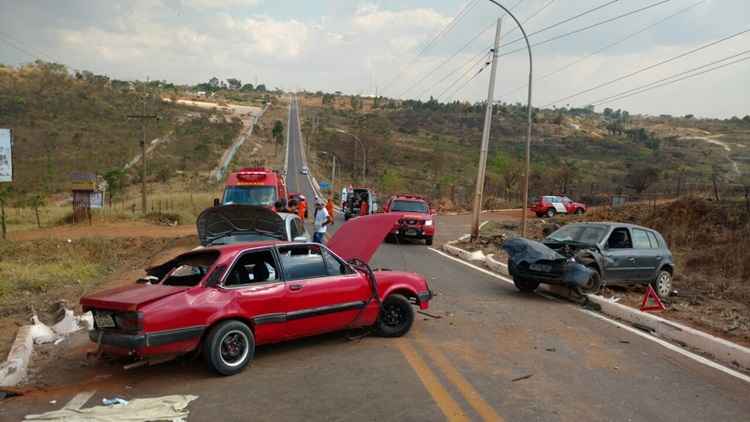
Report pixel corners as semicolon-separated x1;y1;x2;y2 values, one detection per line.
485;0;534;238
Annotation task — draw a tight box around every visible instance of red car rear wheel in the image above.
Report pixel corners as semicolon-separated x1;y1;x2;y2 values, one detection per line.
203;320;255;376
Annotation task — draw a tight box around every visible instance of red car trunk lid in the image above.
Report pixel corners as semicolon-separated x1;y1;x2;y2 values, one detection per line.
80;284;189;312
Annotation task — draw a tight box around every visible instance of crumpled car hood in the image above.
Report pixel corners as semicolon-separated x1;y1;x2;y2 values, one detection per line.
502;238;594;287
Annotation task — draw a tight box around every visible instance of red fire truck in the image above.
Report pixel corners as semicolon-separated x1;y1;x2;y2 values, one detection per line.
217;168;287;209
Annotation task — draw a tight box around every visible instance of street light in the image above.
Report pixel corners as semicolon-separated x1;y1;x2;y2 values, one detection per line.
319;151;340;197
484;0;534;238
334;128;367;183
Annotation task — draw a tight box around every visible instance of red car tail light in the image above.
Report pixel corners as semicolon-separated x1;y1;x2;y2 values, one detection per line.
114;311;144;334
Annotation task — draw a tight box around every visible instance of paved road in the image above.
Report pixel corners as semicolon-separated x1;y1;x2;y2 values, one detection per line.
3;96;749;421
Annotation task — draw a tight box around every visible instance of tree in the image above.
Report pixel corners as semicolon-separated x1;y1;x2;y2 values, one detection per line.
240;83;254;92
381;169;405;193
625;165;660;194
226;78;242;90
272;120;284;153
103;168;127;206
489;152;523;202
322;94;335;106
256;84;267;92
350;95;362;111
556;160;579;194
0;185;11;240
26;193;45;228
208;77;220;88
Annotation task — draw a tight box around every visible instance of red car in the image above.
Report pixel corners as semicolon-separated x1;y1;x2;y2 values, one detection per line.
80;214;432;376
530;195;586;218
384;195;436;245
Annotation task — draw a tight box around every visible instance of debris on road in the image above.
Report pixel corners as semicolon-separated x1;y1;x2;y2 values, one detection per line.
102;397;129;406
511;374;533;382
417;310;442;319
24;394;198;421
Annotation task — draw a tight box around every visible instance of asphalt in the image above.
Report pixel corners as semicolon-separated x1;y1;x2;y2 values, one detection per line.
2;96;749;421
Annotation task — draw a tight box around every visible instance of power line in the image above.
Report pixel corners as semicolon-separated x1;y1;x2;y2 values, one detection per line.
398;0;524;98
591;50;750;106
0;31;56;63
497;0;672;59
500;0;706;97
382;0;480;94
436;50;492;100
403;23;495;98
414;46;490;99
442;59;491;102
499;0;621;50
403;0;540;100
543;27;750;107
501;0;558;41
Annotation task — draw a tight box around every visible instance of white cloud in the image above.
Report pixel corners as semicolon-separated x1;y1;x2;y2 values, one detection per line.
352;6;451;33
183;0;261;10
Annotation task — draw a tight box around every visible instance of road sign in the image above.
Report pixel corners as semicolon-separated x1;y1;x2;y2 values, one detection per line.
0;129;12;182
319;181;331;190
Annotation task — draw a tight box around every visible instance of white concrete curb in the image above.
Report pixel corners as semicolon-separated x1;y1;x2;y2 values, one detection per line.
0;325;33;387
441;237;750;372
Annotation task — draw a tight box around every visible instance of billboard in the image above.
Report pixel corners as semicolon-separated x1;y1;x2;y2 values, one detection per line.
0;129;11;183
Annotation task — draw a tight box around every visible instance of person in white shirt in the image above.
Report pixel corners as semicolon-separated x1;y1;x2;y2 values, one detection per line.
313;200;331;244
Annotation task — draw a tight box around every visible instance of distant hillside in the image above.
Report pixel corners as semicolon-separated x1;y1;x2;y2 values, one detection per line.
299;93;750;209
0;61;241;197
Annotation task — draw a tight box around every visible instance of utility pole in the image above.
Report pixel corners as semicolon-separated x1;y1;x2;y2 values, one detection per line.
471;18;503;241
128;78;158;214
331;154;336;198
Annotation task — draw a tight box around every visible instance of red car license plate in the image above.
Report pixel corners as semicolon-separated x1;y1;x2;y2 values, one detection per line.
94;312;116;328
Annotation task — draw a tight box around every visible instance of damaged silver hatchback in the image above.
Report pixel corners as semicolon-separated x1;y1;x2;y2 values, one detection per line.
503;223;674;298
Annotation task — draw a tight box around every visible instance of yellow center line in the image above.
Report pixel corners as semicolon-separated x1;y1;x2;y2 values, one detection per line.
395;338;470;422
414;332;504;422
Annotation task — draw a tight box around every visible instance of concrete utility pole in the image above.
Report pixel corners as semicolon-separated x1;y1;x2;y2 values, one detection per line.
335;129;366;183
128;79;158;214
331;154;336;197
486;0;534;237
470;18;503;241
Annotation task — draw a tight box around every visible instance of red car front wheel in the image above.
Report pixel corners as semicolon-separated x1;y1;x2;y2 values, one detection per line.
376;294;414;337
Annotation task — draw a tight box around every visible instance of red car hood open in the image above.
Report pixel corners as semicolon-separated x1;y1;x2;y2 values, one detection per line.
80;284;189;312
327;213;402;263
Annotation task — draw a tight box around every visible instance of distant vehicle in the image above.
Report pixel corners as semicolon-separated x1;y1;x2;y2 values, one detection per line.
300;166;309;175
197;205;309;246
343;187;379;220
218;168;287;210
383;194;436;246
504;222;674;298
288;192;309;218
530;195;586;218
80;214;433;376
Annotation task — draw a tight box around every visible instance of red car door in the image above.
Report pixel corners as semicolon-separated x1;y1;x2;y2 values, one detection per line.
219;248;288;345
277;244;370;339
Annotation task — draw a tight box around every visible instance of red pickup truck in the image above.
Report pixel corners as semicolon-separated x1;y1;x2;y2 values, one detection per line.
384;194;436;245
80;214;432;376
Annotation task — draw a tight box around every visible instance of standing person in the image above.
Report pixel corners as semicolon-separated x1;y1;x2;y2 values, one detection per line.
288;199;299;215
297;198;306;220
359;196;369;216
313;200;330;244
326;197;335;226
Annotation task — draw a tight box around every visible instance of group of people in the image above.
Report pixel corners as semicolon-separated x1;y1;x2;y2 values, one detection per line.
274;196;334;244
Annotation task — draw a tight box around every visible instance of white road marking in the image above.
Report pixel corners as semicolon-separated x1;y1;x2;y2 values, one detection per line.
64;390;96;410
427;247;750;384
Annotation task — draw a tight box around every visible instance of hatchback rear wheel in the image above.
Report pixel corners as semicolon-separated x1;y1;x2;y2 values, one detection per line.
546;208;556;218
652;270;672;299
203;320;255;376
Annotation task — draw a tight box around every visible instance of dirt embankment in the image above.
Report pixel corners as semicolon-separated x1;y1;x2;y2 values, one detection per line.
457;199;750;347
0;223;198;359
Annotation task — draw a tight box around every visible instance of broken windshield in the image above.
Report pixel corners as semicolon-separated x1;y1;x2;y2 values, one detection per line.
546;225;608;245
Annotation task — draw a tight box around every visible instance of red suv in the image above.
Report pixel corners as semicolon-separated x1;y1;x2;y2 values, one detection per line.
384;195;436;245
530;195;586;218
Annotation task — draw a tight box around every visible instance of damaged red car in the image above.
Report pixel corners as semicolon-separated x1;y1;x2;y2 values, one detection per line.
80;214;432;376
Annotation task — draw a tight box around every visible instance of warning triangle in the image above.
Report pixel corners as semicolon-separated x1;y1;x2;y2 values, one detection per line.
640;285;666;312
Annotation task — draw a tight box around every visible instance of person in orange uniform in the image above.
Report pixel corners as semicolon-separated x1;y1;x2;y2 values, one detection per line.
359;197;369;216
326;197;335;226
298;198;307;221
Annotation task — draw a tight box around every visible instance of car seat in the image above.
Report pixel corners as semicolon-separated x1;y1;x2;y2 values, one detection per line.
252;261;270;282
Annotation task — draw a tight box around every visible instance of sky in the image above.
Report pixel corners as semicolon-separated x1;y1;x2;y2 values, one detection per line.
0;0;748;118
